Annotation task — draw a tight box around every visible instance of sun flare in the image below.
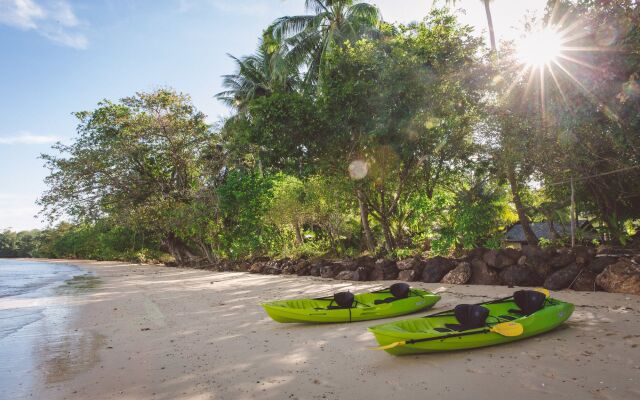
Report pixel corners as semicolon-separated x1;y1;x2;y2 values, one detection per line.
516;28;563;68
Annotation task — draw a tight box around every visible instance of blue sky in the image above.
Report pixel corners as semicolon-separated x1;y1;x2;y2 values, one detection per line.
0;0;546;230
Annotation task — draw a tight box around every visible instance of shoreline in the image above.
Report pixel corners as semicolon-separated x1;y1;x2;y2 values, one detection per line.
7;258;640;399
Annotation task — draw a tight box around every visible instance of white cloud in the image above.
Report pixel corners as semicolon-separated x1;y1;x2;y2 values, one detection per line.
0;0;88;48
0;194;42;231
0;132;60;145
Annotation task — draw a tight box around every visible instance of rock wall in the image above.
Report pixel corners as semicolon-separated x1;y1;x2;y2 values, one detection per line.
190;246;640;295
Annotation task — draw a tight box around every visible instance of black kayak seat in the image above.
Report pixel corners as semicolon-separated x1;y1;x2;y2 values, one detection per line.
445;304;489;332
373;283;412;305
510;290;546;315
327;291;355;309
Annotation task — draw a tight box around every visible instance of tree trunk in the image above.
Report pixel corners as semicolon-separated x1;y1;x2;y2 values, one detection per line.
293;221;303;246
356;188;376;253
484;0;497;53
380;216;395;253
507;167;538;245
162;232;198;265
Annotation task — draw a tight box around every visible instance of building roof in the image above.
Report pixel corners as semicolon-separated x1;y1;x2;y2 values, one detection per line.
504;220;592;243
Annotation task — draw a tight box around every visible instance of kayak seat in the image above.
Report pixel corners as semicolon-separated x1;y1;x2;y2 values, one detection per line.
445;304;489;332
373;283;411;305
511;290;546;315
498;315;518;321
326;291;355;309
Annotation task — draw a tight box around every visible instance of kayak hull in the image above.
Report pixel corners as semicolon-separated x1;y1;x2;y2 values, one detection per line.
368;298;574;355
262;289;440;323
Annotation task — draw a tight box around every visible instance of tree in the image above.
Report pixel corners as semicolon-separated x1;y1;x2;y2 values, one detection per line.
319;12;486;252
39;89;222;264
267;0;381;85
215;36;299;112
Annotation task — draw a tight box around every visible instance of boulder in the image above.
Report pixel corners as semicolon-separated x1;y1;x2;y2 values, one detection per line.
482;250;498;268
249;261;267;274
294;260;310;276
573;246;596;266
501;248;523;263
525;256;552;280
570;270;599;291
335;270;367;281
517;255;527;266
499;265;544;287
469;259;501;285
587;256;618;273
320;263;341;279
550;250;575;269
493;254;513;270
334;260;359;271
544;263;582;290
465;247;486;261
397;257;421;271
356;266;373;281
398;269;418;282
308;264;322;276
421;256;456;283
521;244;543;258
596;258;640;295
370;259;399;280
441;262;471;284
263;260;284;275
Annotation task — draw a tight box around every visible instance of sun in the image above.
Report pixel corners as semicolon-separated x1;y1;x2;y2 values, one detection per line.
516;28;563;68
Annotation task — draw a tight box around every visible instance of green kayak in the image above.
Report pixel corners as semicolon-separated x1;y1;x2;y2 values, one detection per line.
369;290;574;355
262;283;441;323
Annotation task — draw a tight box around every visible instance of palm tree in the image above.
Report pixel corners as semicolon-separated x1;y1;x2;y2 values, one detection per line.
215;38;299;112
440;0;496;52
268;0;382;84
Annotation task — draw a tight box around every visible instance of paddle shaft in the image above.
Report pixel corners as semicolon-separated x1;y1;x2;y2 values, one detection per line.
403;328;492;345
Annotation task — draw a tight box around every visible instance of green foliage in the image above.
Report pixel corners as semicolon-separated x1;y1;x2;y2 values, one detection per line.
30;3;639;265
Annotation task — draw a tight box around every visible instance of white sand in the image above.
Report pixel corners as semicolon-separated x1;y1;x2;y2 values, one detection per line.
16;260;640;399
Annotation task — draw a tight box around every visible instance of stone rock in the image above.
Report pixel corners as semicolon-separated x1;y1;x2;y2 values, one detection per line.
441;262;471;284
544;263;582;290
469;259;501;285
334;260;358;271
482;250;498;267
517;255;527;266
356;266;372;281
294;260;310;275
596;258;640;295
550;251;575;269
570;270;599;291
493;254;513;270
370;259;399;280
308;264;322;276
249;261;267;274
335;270;366;281
263;260;284;275
573;246;596;266
499;265;544;287
521;244;543;258
398;269;418;282
421;256;456;283
501;248;522;263
397;257;421;271
320;264;341;279
465;247;486;261
587;256;618;273
525;256;552;280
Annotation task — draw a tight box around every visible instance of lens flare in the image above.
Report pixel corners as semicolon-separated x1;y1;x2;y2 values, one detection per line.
348;160;368;180
516;28;563;68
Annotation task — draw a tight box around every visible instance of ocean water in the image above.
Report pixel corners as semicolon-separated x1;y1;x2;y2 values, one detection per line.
0;259;85;398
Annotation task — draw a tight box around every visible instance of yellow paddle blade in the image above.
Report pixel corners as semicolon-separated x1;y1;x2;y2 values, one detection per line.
533;287;550;297
369;341;406;350
490;321;524;337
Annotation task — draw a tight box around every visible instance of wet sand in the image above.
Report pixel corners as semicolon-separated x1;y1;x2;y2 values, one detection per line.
13;259;640;400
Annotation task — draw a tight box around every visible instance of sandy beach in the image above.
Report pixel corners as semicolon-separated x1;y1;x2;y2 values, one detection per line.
5;259;640;400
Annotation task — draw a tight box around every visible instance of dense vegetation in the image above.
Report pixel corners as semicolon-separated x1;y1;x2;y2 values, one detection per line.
3;0;638;263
